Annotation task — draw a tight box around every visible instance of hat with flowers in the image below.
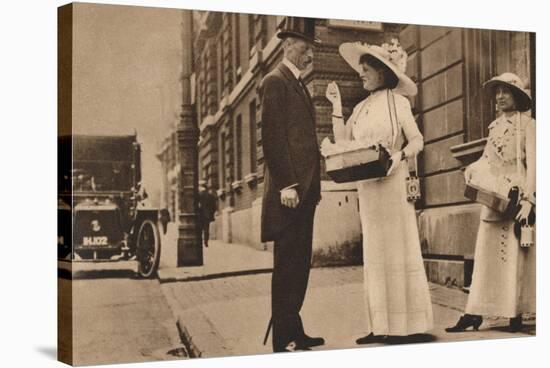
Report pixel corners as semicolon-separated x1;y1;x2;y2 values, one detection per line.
339;39;416;96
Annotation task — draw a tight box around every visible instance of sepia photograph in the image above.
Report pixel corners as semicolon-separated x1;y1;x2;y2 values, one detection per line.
53;0;540;366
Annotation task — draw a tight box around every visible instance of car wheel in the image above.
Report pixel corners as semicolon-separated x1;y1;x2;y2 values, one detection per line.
136;219;161;278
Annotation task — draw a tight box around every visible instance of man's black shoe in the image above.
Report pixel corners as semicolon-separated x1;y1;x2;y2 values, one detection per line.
274;341;312;353
298;334;325;348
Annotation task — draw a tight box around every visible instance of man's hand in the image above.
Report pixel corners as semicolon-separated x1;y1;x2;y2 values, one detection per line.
281;188;300;208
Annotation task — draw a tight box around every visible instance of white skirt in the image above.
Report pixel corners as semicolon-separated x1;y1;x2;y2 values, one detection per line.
357;162;433;336
465;217;536;318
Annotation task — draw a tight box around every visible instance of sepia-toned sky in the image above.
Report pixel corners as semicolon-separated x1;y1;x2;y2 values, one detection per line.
73;3;184;206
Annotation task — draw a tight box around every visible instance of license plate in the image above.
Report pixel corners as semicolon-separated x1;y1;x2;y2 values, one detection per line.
83;236;108;246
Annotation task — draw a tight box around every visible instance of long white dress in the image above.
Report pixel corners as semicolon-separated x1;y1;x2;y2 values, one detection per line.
464;112;536;318
333;89;434;336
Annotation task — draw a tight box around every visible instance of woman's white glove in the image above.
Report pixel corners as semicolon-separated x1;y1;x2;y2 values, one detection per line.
325;81;343;116
387;151;403;176
515;199;533;224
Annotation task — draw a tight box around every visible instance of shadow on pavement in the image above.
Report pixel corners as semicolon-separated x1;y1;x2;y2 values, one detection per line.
70;269;139;280
488;324;536;335
384;334;438;345
35;346;57;360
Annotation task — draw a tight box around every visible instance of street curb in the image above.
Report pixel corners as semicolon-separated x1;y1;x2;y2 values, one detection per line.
175;320;200;358
175;309;229;358
160;282;233;358
158;267;273;284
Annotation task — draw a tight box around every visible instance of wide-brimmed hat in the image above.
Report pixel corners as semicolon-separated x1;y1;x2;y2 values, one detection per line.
483;72;532;112
339;39;417;96
277;17;321;45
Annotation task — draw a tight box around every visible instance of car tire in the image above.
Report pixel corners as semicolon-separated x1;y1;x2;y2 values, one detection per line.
136;219;161;278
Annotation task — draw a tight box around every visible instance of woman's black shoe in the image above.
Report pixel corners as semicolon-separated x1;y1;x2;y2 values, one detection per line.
445;314;482;333
385;334;435;344
356;333;385;345
509;315;523;332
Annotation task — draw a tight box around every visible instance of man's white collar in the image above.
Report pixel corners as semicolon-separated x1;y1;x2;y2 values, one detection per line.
283;58;302;80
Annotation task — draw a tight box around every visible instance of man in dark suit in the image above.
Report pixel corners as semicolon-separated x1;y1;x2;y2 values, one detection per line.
198;181;217;248
260;17;324;353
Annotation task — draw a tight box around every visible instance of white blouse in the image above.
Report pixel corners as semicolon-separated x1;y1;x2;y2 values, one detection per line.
468;112;536;199
333;89;423;158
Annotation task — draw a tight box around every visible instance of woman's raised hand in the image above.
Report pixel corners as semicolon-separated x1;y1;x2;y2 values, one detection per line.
326;81;342;113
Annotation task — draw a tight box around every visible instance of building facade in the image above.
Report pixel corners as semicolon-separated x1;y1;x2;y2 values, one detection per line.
157;12;535;286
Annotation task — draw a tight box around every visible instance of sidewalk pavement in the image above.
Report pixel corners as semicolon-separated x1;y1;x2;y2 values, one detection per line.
158;240;535;358
158;238;273;282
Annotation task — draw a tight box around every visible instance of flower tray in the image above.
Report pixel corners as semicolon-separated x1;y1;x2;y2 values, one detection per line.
464;182;520;217
325;144;391;183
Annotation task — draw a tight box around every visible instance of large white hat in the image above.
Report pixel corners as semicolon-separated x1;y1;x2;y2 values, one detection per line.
483;72;532;112
339;39;417;96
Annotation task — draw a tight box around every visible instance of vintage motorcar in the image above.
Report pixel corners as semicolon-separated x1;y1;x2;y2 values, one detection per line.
58;132;163;278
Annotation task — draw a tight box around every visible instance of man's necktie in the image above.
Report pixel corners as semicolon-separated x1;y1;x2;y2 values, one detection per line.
298;77;312;104
298;77;308;95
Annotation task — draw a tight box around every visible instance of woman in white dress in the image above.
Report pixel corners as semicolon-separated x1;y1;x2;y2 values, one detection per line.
326;40;433;344
446;73;536;333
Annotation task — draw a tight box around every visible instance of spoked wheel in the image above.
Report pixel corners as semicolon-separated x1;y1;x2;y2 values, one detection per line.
136;219;161;278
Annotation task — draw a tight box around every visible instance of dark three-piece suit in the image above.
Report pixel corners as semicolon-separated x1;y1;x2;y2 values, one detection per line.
260;62;321;351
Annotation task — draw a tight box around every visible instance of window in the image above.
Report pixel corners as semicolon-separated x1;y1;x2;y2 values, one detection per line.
216;35;224;101
463;28;497;142
234;14;241;83
171;133;177;166
265;15;279;43
170;190;176;224
464;29;535;141
235;115;243;181
530;32;536;118
248;14;255;53
449;28;535;167
249;100;257;173
199;73;206;118
219;132;226;187
239;14;250;73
